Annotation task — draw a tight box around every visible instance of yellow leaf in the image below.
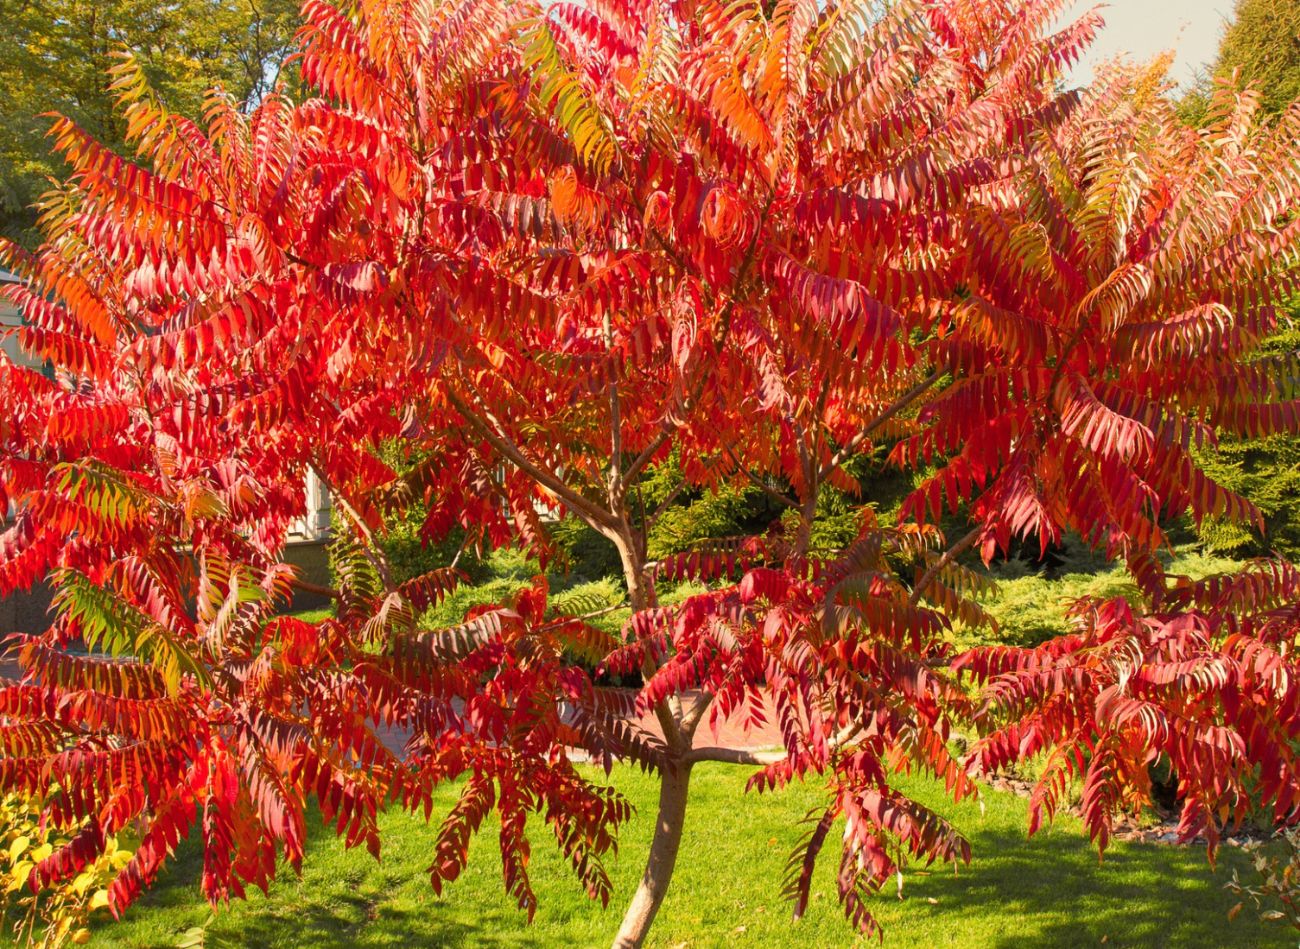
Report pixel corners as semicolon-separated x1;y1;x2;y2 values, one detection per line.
71;928;92;944
7;861;32;892
73;870;97;895
89;889;110;911
30;843;53;863
9;835;30;861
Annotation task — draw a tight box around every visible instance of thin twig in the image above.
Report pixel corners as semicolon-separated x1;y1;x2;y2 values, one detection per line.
909;526;983;607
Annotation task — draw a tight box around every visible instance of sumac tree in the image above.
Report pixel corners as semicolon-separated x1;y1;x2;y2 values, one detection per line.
1;1;1299;946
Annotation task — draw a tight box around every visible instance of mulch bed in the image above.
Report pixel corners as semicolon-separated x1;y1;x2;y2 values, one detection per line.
981;772;1277;849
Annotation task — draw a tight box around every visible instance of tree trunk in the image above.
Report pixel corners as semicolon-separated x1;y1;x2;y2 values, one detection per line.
612;761;694;949
792;493;817;558
610;528;653;612
611;520;702;941
608;523;694;948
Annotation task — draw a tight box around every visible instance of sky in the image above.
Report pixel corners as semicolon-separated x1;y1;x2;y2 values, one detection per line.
1067;0;1237;86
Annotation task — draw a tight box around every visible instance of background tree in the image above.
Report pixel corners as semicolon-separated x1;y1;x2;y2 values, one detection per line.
1179;0;1300;122
1;2;1299;949
1176;0;1300;558
1215;0;1300;116
1194;322;1300;558
0;0;301;245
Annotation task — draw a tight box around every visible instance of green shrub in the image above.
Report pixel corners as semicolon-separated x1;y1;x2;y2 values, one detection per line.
1192;323;1300;559
982;546;1245;648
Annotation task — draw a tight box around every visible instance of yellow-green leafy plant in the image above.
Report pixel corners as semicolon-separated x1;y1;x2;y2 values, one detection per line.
0;793;129;947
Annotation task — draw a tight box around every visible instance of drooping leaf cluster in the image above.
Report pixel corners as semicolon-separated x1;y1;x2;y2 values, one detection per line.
962;560;1300;853
1174;0;1300;559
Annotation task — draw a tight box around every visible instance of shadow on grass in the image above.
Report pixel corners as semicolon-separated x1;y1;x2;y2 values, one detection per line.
103;780;1290;949
892;824;1288;948
110;832;548;949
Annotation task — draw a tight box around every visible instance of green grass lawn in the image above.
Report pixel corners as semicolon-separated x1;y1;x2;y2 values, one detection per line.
87;547;1281;947
93;765;1290;949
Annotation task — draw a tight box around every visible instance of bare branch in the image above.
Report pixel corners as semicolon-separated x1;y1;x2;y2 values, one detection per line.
605;309;625;506
645;476;693;529
685;745;787;766
289;577;341;601
677;691;714;745
722;445;798;509
445;387;619;531
909;526;983;607
819;370;942;481
623;406;685;488
309;462;398;592
683;714;867;768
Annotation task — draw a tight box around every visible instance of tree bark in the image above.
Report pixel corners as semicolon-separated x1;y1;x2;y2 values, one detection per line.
792;492;817;558
607;523;697;947
612;761;694;949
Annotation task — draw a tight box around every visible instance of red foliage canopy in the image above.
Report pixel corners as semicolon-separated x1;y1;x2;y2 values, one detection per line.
1;0;1298;942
